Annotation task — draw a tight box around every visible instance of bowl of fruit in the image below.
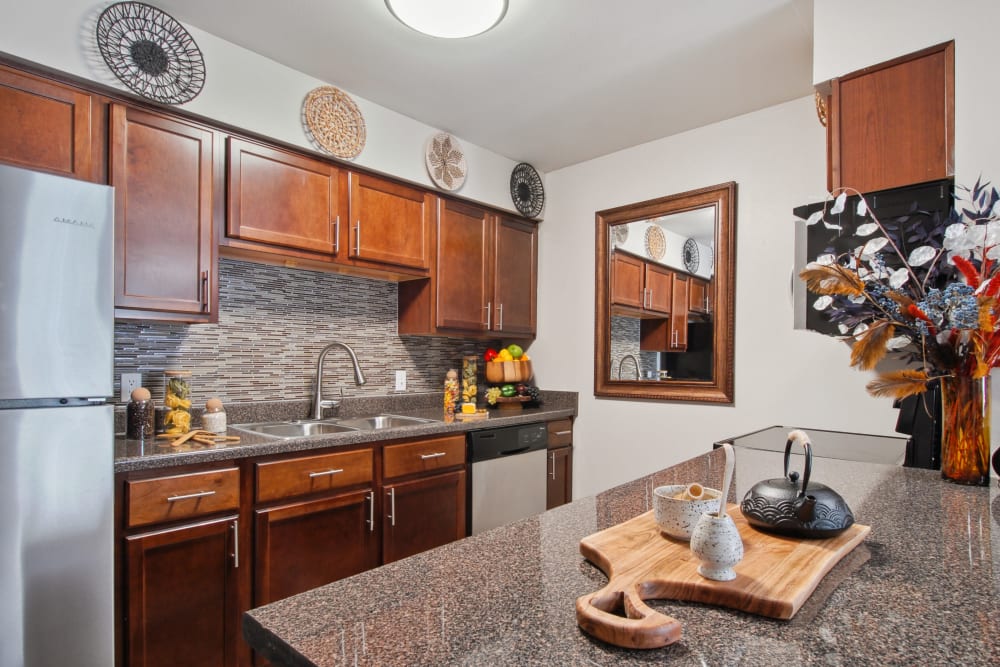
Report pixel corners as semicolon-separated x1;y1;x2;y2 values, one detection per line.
484;344;532;383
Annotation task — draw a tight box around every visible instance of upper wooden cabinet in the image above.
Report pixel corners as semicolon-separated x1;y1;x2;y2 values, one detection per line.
828;41;954;193
348;172;432;271
610;251;672;317
227;138;346;255
492;215;538;336
689;277;711;315
111;104;217;322
0;65;100;182
398;199;538;337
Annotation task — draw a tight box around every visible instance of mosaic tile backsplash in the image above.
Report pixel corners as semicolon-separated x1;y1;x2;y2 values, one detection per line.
114;259;498;406
610;315;657;379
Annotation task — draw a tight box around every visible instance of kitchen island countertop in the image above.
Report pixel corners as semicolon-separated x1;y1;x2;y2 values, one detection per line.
243;442;1000;666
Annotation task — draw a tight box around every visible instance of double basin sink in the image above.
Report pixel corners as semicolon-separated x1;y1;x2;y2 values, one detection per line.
231;414;437;439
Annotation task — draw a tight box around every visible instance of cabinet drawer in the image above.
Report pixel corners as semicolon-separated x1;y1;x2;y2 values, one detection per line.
126;468;240;528
383;435;466;479
256;448;373;503
547;419;573;447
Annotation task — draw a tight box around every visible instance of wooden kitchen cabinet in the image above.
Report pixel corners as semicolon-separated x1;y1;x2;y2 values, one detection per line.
828;41;954;193
546;419;573;509
226;137;347;256
0;64;101;182
111;104;217;322
383;469;467;564
381;434;467;563
252;448;377;606
125;517;240;667
254;490;378;606
689;277;710;315
349;171;433;271
610;251;672;316
398;200;538;337
639;271;691;351
121;464;245;667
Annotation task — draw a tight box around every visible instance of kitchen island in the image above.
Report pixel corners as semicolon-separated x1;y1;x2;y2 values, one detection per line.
243;443;999;666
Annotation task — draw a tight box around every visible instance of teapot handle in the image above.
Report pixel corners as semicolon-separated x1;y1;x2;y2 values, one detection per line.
783;430;812;498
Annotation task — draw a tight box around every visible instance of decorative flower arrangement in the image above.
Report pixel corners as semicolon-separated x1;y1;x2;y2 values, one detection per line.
799;179;1000;398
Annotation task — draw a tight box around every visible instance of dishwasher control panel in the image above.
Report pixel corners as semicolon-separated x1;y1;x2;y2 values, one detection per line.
468;423;548;462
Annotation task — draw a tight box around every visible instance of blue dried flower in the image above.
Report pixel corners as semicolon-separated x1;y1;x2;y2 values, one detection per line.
917;283;978;331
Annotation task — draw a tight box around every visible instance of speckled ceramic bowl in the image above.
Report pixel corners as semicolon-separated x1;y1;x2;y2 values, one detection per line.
653;484;722;540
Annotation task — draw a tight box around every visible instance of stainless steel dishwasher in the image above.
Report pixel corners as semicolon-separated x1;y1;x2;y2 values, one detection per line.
468;423;548;535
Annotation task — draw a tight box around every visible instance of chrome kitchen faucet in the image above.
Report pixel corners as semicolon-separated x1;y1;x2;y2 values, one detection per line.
312;341;367;419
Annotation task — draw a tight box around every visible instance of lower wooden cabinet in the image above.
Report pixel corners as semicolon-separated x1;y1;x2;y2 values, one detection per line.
254;490;378;606
383;469;467;564
125;515;241;667
546;419;573;509
118;434;472;666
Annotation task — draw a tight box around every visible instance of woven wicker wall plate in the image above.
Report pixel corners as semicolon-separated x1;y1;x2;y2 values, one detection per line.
303;86;366;159
645;225;666;260
425;132;467;191
96;1;206;104
510;162;544;218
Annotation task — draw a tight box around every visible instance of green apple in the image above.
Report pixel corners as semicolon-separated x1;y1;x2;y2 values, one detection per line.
507;344;524;359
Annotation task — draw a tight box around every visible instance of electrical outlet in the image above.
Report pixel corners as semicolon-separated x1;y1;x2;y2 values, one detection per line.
394;370;407;392
121;373;142;402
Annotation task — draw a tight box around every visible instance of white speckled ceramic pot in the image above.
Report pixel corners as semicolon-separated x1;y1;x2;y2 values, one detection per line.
653;484;722;540
690;511;744;581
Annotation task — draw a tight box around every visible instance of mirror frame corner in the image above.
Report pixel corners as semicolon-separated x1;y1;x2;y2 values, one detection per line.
594;181;736;404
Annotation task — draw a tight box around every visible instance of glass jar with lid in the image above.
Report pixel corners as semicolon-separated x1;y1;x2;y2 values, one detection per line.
163;370;193;434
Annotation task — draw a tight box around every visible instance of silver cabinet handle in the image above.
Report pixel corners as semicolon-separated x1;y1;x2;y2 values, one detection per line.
497;303;504;331
333;215;340;254
166;490;215;502
201;270;210;312
308;468;344;478
553;430;572;436
550;452;556;480
231;519;239;569
354;220;361;255
387;488;396;527
671;329;679;347
484;301;492;329
366;491;374;533
420;452;446;460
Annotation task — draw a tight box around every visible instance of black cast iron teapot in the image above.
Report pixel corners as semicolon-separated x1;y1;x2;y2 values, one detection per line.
740;430;855;538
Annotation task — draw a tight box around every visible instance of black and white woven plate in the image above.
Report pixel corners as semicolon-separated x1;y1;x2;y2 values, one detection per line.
510;162;544;218
96;1;206;104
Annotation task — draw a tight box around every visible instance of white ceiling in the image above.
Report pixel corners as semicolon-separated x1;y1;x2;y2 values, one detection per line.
153;0;815;173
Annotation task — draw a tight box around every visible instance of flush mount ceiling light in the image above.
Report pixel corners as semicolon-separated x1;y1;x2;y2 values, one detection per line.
385;0;508;38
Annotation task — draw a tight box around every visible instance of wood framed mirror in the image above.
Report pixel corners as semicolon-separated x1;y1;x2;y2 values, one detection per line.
594;182;736;403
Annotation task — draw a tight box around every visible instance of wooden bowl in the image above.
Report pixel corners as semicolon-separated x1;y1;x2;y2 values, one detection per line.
485;360;533;383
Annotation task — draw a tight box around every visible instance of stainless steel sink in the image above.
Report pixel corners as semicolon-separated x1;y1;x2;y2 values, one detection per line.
231;414;438;439
336;414;436;430
231;420;359;439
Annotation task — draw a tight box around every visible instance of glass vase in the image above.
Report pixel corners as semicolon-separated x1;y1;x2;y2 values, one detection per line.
939;374;991;486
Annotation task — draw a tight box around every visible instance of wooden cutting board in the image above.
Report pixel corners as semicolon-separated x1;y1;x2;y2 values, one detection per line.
575;505;870;649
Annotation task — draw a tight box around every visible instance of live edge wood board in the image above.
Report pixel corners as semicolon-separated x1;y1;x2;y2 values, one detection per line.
575;505;871;649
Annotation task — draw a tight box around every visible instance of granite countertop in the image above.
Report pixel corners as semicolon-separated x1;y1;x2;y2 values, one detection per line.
244;445;1000;666
114;391;577;473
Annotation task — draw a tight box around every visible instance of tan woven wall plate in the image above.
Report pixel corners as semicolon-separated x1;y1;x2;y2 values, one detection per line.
645;225;666;260
425;132;467;191
303;86;366;158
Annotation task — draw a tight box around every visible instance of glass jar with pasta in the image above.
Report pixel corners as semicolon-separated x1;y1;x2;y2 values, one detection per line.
163;370;193;434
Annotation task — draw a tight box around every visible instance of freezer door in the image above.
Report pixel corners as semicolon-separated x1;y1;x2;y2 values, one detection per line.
0;163;113;401
0;405;113;667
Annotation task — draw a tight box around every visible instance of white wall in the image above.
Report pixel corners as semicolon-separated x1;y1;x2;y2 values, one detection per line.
0;0;523;211
535;96;899;497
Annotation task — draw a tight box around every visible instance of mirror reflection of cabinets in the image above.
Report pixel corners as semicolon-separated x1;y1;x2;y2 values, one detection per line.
595;182;736;403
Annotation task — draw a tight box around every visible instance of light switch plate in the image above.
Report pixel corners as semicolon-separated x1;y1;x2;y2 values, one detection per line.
395;370;406;391
121;373;142;402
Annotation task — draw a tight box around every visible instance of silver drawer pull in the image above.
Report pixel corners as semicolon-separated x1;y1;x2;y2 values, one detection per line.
419;452;446;460
553;430;572;436
166;490;216;502
309;468;344;478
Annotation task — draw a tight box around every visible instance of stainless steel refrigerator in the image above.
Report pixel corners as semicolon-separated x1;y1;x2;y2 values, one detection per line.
0;163;114;666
